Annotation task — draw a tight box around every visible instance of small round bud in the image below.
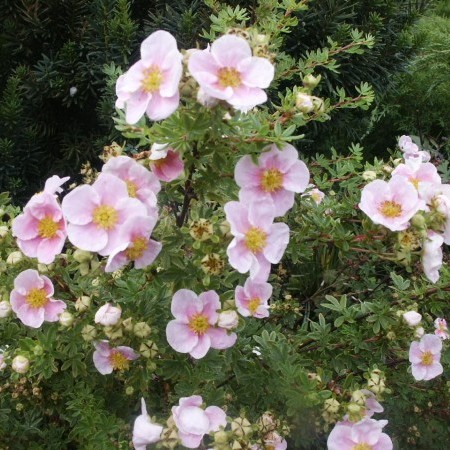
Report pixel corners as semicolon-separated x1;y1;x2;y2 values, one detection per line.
59;311;74;327
295;92;314;113
140;341;158;359
218;310;239;330
0;225;9;238
125;386;134;396
12;355;29;374
411;214;426;229
121;317;134;332
133;322;151;338
214;430;229;444
303;73;321;89
73;249;93;263
362;170;377;181
81;325;97;342
0;300;12;318
75;295;91;312
33;345;44;356
94;303;121;326
7;251;23;265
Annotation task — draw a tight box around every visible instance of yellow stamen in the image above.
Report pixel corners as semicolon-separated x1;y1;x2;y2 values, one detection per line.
26;288;48;308
261;169;283;193
352;444;372;450
248;297;261;315
378;200;402;218
125;236;148;260
109;351;130;371
126;180;138;198
421;351;433;366
92;205;118;230
141;66;163;93
217;67;241;88
245;227;267;253
189;314;210;335
37;215;59;239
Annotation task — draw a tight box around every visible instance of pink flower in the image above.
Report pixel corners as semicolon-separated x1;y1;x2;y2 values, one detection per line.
43;175;70;195
61;173;147;255
434;318;449;340
422;231;444;283
327;419;392;450
116;30;182;124
149;145;184;182
172;395;226;448
92;340;139;375
12;191;67;264
398;135;430;169
166;289;237;359
132;398;163;450
392;162;441;198
252;432;287;450
224;199;290;281
235;144;310;216
235;278;272;318
304;184;325;205
359;176;420;231
102;156;161;214
402;311;422;327
10;269;66;328
188;34;274;111
94;303;122;326
105;215;162;272
409;334;443;381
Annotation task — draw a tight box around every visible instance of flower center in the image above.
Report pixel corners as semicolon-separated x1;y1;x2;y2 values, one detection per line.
245;227;267;253
261;169;283;193
409;177;420;189
421;351;434;366
126;180;138;198
188;314;210;335
217;67;241;88
379;200;402;218
141;66;163;93
248;297;261;315
37;215;60;239
25;288;48;308
352;444;372;450
125;236;148;260
92;205;118;230
109;351;130;371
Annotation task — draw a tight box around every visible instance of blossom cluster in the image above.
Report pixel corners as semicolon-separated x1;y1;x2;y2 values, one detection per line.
359;135;450;283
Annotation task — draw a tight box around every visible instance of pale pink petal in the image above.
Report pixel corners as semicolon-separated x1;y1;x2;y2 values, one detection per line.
178;396;203;409
408;342;422;363
419;334;442;354
235;155;261;188
373;433;393;450
423;362;443;380
327;423;354;450
125;91;151;124
189;334;212;359
177;431;203;449
239;56;274;88
224;201;250;235
44;175;70;195
228;85;267;110
283;159;310;192
14;269;44;293
17;237;40;258
62;185;99;225
66;223;108;252
188;50;220;84
140;30;179;65
227;239;253;273
15;303;45;328
166;321;198;353
208;327;237;350
270;189;295;217
264;223;290;263
43;299;66;322
204;406;227;431
12;213;39;240
117;346;140;360
146;92;179;121
199;291;221;323
248;200;274;231
151;150;184;182
171;289;202;322
94;173;129;205
36;234;66;264
245;278;272;301
411;364;427;381
250;254;271;282
104;246;129;273
211;35;252;67
93;351;113;375
134;240;162;269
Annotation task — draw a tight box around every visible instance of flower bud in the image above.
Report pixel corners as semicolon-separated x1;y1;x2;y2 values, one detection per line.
0;300;12;318
218;310;239;330
134;322;152;338
415;326;425;338
323;398;340;414
7;251;23;265
73;249;93;263
59;311;74;327
94;303;121;326
303;73;321;89
140;341;159;359
351;390;366;406
104;326;123;340
0;225;8;238
81;325;97;341
362;170;377;181
402;311;422;327
12;355;29;374
0;354;7;370
295;92;314;113
75;295;91;312
214;430;229;444
125;386;134;396
231;417;252;437
121;317;134;332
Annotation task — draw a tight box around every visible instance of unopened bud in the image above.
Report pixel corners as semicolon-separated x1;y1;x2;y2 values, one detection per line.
7;251;23;265
140;341;159;359
231;417;252;437
12;355;29;374
81;325;97;341
295;92;314;113
0;300;12;318
122;317;134;332
0;225;8;238
362;170;377;181
134;322;151;338
303;73;321;89
59;311;74;327
218;310;239;330
75;295;91;312
73;249;93;263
